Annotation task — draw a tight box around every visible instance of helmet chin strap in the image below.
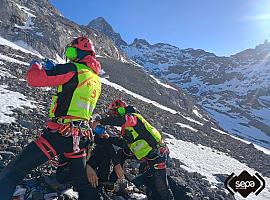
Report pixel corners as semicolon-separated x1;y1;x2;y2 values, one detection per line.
76;49;91;62
69;54;84;63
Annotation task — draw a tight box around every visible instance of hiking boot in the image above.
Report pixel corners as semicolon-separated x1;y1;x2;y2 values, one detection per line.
12;185;26;200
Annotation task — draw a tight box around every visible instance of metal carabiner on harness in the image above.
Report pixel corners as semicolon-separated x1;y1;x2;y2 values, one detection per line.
70;121;81;153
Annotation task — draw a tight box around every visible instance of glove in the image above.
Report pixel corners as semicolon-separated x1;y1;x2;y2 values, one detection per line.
93;125;106;135
123;129;135;144
42;58;56;70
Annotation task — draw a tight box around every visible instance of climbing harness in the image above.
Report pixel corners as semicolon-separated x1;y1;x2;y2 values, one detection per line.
35;120;94;166
58;121;93;153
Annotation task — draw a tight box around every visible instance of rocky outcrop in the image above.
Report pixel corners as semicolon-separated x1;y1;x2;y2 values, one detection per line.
87;17;127;48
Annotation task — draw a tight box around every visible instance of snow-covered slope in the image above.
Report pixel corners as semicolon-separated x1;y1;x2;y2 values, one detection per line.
166;133;270;200
0;85;35;124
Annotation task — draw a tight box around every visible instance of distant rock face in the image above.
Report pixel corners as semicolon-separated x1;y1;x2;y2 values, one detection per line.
88;18;270;148
126;39;270;148
87;17;127;48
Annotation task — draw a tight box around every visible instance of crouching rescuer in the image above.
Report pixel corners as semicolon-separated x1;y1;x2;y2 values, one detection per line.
0;37;101;200
94;99;175;200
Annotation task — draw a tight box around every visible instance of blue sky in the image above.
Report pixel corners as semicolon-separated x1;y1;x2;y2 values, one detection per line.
49;0;270;56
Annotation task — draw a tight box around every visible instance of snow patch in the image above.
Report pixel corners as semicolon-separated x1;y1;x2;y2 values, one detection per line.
211;127;270;155
15;4;36;30
55;54;66;64
205;107;270;149
16;4;34;13
176;122;198;132
149;75;178;91
61;188;78;199
101;78;178;114
14;40;43;58
120;55;130;63
123;42;184;72
165;133;270;200
35;32;43;37
0;54;28;65
193;108;204;119
250;107;270;125
180;114;204;126
130;193;147;199
0;85;36;124
0;36;42;57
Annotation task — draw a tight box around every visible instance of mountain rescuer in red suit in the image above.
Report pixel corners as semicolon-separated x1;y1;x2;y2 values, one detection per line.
0;37;102;200
93;99;175;200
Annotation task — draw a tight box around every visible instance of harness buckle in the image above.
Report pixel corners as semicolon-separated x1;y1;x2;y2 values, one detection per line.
57;120;93;154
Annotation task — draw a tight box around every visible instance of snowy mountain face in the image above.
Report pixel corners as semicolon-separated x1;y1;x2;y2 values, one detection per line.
88;18;270;149
124;39;270;149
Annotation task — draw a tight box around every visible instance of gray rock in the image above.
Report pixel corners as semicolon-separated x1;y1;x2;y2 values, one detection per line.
0;151;15;159
8;145;22;153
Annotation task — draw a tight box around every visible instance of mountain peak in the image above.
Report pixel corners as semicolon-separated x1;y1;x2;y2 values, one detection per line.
254;39;270;51
87;17;114;33
87;17;127;47
131;38;151;47
93;17;107;23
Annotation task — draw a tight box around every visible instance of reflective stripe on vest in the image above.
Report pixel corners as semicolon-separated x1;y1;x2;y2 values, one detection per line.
123;113;162;160
49;63;101;120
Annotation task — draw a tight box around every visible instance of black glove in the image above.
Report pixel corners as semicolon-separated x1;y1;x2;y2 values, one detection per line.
123;130;135;144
